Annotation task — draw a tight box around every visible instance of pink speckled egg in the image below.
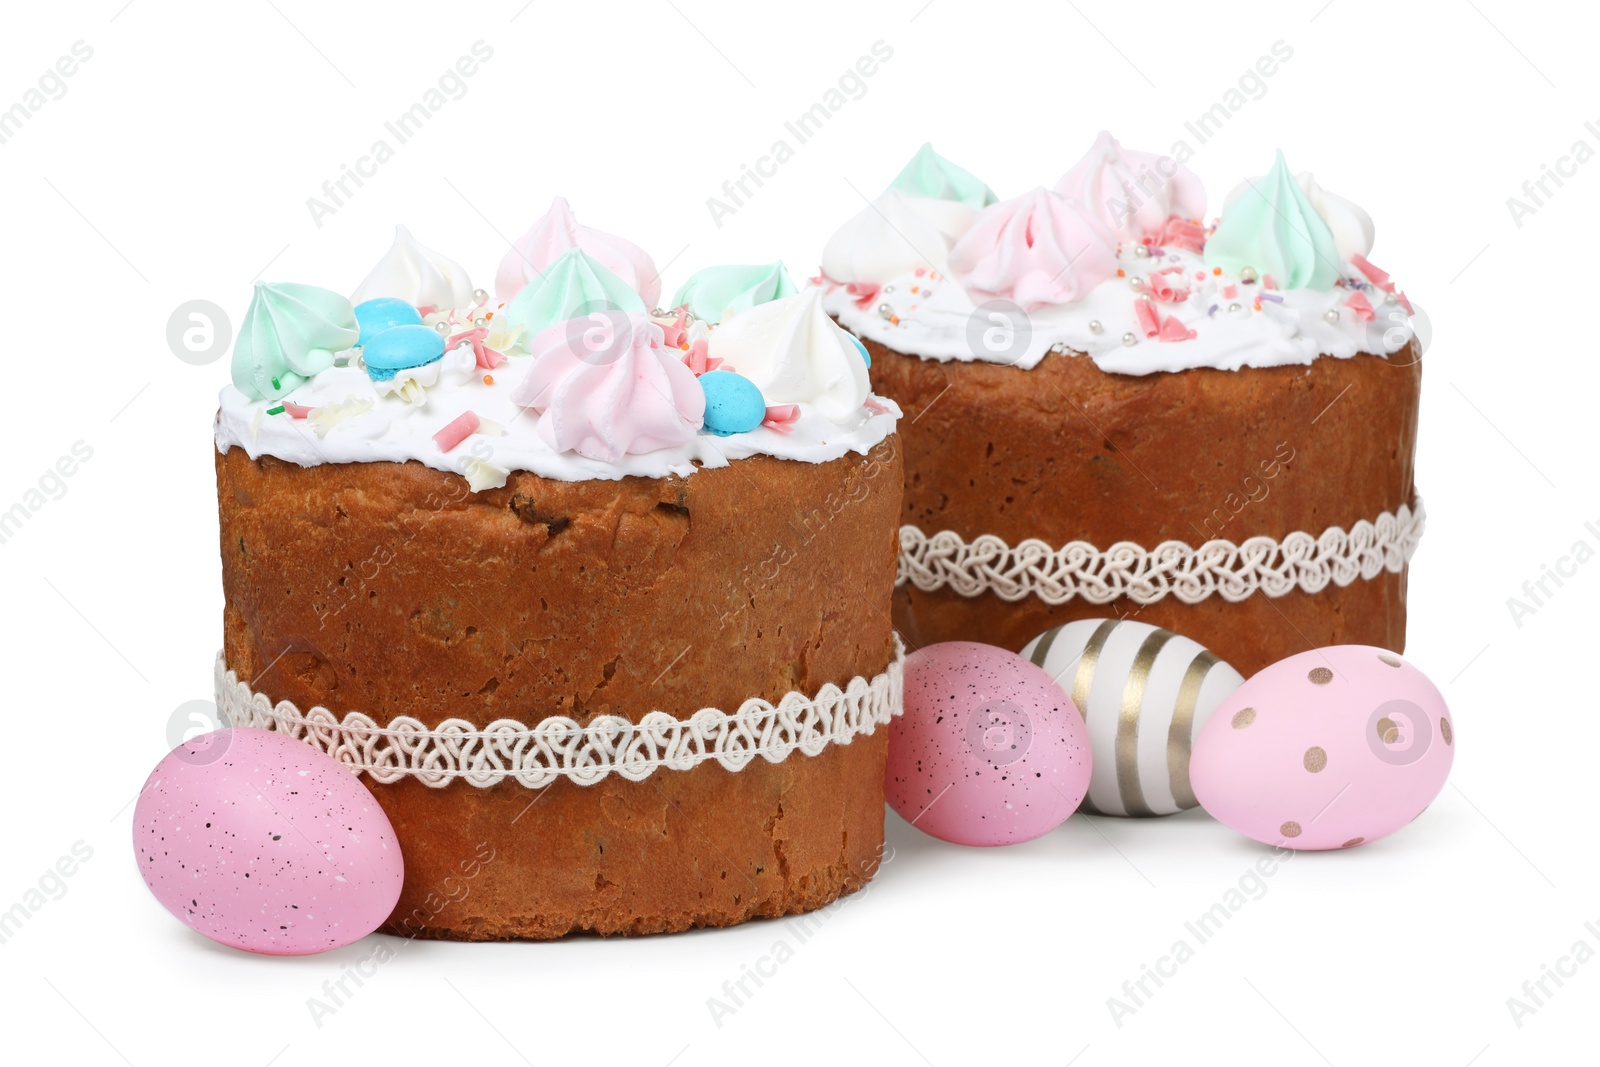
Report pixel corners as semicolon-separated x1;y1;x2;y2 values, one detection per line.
133;728;404;954
887;641;1091;846
1191;646;1455;850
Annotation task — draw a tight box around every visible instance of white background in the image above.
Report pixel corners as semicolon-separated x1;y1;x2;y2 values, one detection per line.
1;1;1594;1064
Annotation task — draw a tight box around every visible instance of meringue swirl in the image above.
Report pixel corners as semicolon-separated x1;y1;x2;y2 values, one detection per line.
707;288;870;423
496;196;661;309
1225;169;1374;262
889;142;996;210
512;312;703;463
947;187;1119;310
350;225;474;311
1206;150;1342;290
671;261;797;323
1054;131;1207;242
504;248;647;342
231;281;359;401
820;188;976;286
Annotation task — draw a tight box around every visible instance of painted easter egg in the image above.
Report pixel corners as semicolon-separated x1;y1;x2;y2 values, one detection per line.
362;323;445;381
354;296;423;346
133;727;404;954
699;369;766;436
887;641;1091;846
1019;619;1243;817
1190;646;1455;850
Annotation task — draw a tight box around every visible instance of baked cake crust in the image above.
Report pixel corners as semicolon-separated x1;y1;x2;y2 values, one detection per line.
866;339;1421;675
216;437;902;938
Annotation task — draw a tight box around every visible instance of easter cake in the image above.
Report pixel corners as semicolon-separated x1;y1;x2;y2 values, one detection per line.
820;138;1424;675
213;201;904;939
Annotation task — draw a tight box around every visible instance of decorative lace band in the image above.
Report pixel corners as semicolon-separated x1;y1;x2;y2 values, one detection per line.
896;500;1424;606
216;639;904;789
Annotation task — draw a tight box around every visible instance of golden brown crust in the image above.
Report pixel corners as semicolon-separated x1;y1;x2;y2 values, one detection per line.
864;338;1421;675
216;437;903;938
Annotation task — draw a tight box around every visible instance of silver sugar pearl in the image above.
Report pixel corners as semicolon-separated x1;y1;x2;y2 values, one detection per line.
882;285;895;294
1323;309;1341;324
1121;331;1138;347
1129;276;1145;291
1088;319;1104;334
1239;266;1259;284
473;315;489;329
1134;244;1150;258
650;307;666;318
877;302;893;319
1228;302;1242;313
433;320;452;335
472;288;489;306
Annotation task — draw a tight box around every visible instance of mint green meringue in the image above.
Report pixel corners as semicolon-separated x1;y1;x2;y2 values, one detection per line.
888;142;996;210
505;248;646;341
671;262;797;323
231;281;359;401
1205;150;1342;290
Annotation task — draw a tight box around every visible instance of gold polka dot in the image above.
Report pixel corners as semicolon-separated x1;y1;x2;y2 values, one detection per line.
1377;717;1401;745
1280;821;1302;838
1341;837;1364;848
1378;653;1402;668
1308;667;1333;685
1231;707;1257;729
1303;746;1327;773
1441;717;1453;746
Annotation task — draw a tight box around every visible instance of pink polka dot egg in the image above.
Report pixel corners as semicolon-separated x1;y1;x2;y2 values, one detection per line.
133;727;404;954
887;641;1092;846
1191;646;1454;850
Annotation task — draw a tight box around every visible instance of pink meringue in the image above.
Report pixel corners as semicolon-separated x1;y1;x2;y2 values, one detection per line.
496;197;661;309
512;312;703;463
1054;131;1206;241
947;188;1119;310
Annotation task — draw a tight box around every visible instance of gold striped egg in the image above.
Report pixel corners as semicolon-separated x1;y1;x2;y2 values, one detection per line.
1019;620;1244;817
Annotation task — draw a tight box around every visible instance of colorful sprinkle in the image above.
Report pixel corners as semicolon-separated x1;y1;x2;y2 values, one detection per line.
433;410;481;453
1345;291;1376;321
1157;315;1197;343
845;281;881;309
1134;298;1161;338
1351;253;1390;288
762;403;801;433
683;338;723;377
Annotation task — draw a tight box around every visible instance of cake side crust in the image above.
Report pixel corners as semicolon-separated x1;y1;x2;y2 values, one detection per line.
216;438;904;937
864;339;1421;674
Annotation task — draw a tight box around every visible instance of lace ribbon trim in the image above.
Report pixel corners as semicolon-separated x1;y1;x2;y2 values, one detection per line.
896;500;1424;605
215;638;904;789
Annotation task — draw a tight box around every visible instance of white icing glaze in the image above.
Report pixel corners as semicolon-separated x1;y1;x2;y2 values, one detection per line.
215;323;899;483
823;239;1415;376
